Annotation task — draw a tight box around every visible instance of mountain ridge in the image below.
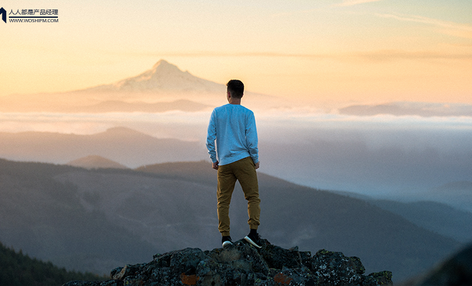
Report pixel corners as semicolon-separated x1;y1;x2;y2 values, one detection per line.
0;158;461;282
0;127;207;167
67;155;128;170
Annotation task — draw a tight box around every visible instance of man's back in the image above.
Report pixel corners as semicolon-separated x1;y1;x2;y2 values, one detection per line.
207;103;258;166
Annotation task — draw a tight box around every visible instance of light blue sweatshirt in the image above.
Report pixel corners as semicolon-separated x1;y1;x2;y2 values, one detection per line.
206;104;259;166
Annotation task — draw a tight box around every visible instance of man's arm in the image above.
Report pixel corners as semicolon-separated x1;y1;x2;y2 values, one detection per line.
206;109;218;167
246;112;259;164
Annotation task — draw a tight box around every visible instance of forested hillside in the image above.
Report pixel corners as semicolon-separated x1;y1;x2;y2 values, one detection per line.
0;242;104;286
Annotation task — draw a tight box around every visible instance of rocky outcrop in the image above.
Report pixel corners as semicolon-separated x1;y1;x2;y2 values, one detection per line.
63;239;392;286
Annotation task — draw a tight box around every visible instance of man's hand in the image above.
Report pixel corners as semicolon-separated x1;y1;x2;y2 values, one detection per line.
212;161;219;170
254;161;260;170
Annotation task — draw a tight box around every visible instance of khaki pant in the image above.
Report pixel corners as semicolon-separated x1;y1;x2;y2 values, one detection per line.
217;156;260;236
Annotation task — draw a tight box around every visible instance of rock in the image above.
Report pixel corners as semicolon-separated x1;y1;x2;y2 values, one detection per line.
310;249;366;285
63;239;392;286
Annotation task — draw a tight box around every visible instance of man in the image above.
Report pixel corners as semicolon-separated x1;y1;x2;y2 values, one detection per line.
206;79;262;248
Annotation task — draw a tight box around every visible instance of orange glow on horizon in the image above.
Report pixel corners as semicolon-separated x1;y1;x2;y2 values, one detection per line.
0;0;471;106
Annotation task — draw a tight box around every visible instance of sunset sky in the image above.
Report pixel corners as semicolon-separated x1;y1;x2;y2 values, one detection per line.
1;0;471;106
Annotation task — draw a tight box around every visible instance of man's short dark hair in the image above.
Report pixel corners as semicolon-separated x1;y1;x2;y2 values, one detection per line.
227;79;244;99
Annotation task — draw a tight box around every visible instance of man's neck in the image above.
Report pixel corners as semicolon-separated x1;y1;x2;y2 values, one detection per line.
228;98;241;105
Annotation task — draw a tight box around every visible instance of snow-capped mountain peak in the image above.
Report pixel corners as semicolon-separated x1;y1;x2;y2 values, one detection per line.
90;60;223;94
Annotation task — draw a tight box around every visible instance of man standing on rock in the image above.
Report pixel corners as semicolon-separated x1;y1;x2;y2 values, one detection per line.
206;79;262;248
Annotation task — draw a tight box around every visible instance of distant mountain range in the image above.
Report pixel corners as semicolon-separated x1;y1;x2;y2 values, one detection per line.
0;127;208;167
0;158;465;282
0;60;279;113
426;181;472;213
369;200;472;243
338;102;472;117
2;126;471;213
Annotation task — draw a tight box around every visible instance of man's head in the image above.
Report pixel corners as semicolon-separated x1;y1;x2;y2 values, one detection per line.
226;79;244;99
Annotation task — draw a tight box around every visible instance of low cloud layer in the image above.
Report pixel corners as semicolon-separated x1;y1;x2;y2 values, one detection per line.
338;102;472;117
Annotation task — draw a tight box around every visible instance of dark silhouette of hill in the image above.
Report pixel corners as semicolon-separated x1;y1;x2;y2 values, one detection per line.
67;155;128;170
0;159;462;282
0;241;105;286
0;127;207;167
